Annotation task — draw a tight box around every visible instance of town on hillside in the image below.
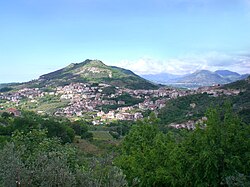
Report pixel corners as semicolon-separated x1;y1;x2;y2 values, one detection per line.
0;82;241;126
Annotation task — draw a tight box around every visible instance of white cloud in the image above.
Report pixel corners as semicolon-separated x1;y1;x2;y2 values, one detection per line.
115;52;250;75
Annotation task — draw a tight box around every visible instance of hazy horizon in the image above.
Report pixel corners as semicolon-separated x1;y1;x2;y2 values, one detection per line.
1;0;250;83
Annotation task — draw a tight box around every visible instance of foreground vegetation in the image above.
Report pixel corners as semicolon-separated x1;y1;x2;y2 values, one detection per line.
0;102;250;186
116;103;250;186
0;112;127;186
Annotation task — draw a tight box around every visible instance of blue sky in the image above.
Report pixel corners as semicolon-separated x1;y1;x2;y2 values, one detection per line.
0;0;250;83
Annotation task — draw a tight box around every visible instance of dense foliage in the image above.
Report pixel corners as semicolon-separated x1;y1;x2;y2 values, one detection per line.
101;86;117;95
0;111;128;186
0;129;127;187
0;87;13;92
108;120;135;139
158;93;219;124
0;111;93;144
116;103;250;186
0;130;76;186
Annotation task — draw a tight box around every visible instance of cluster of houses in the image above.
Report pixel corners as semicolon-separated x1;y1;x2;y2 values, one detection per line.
53;84;176;123
0;82;242;125
196;85;241;97
53;84;207;122
0;88;43;102
93;110;143;125
169;117;208;130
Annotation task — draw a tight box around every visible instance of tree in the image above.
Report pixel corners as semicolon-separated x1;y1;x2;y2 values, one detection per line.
41;119;75;143
0;129;77;186
102;86;117;95
71;121;93;140
1;112;13;119
77;155;128;187
115;116;174;186
115;103;250;186
0;129;127;187
176;103;250;186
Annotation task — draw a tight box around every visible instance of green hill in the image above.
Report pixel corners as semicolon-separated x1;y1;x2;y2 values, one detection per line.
34;59;158;89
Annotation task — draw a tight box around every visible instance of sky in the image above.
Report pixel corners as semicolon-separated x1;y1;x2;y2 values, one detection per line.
0;0;250;83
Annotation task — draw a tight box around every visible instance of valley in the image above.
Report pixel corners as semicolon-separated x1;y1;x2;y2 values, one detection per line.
0;60;250;186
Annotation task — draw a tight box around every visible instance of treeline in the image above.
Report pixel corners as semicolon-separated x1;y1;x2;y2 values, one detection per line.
0;111;92;145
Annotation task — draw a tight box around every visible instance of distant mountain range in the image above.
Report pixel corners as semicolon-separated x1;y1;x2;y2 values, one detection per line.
142;70;249;88
14;59;159;90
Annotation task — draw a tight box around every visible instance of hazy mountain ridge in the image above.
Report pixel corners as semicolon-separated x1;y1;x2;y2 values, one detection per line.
173;70;230;85
142;69;249;88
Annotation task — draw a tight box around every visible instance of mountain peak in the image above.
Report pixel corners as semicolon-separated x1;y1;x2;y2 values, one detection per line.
65;59;105;69
170;69;229;87
80;59;105;66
